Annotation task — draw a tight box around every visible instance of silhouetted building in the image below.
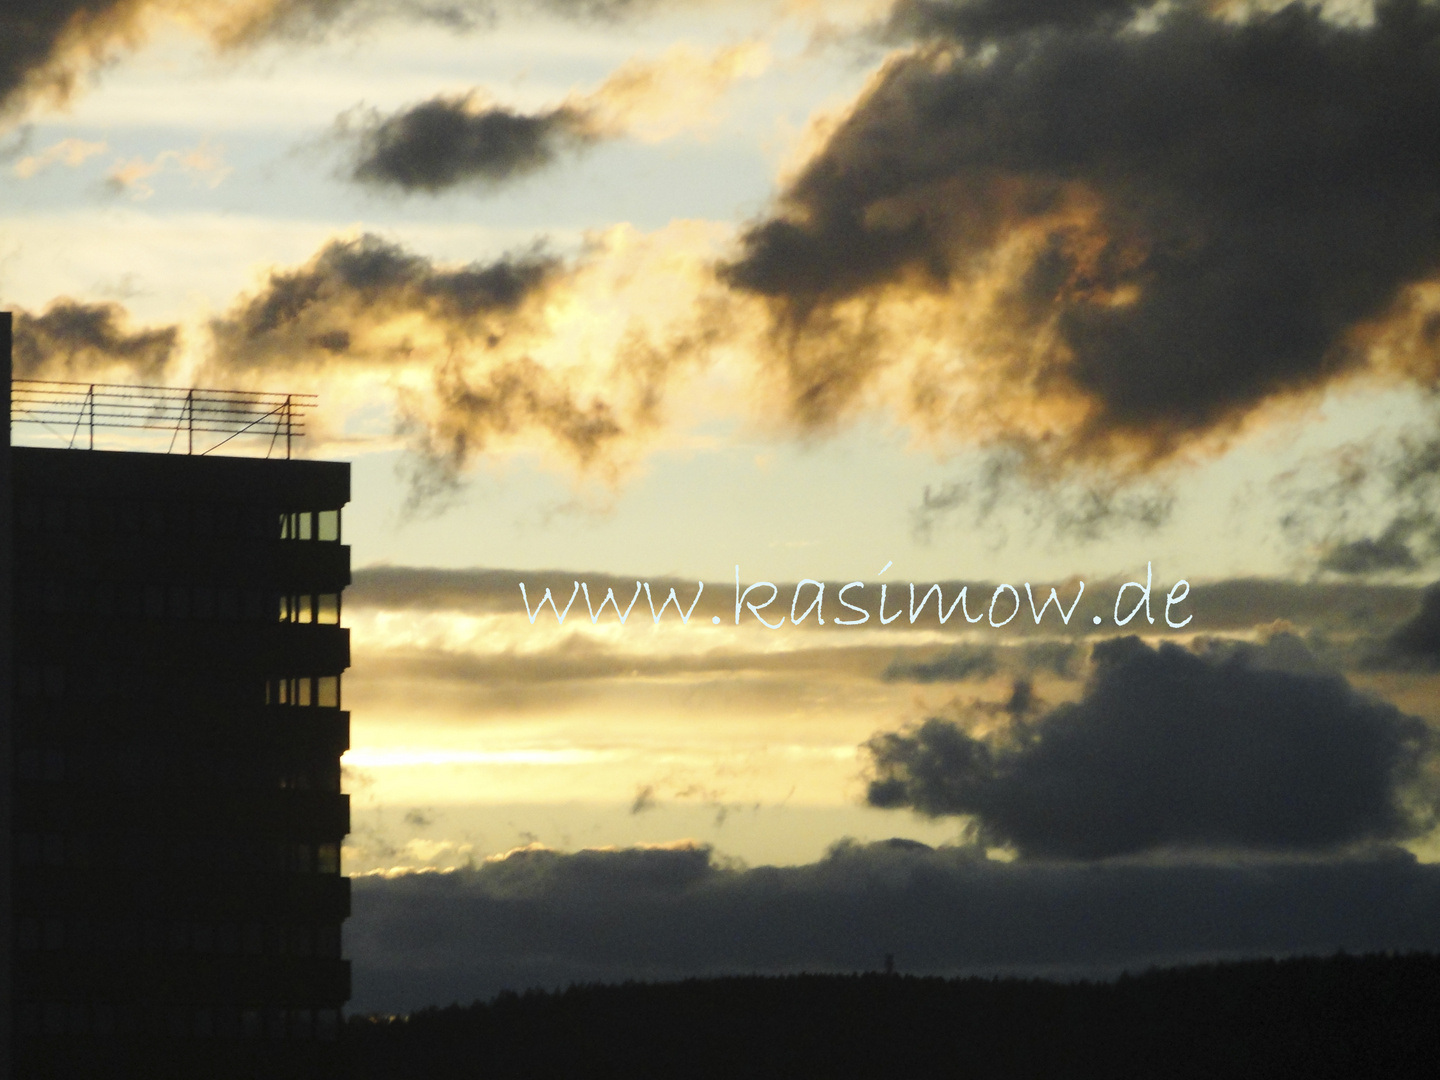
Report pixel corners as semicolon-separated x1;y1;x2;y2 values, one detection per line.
5;316;352;1078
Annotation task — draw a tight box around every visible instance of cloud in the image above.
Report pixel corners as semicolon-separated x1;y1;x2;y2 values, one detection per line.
882;641;1082;683
209;233;565;372
718;0;1440;473
347;839;1440;1011
0;1;154;119
1281;417;1440;575
343;41;769;194
864;635;1440;858
885;0;1151;41
346;98;600;193
1373;582;1440;669
12;136;106;178
207;233;634;484
0;1;695;123
207;226;729;496
10;299;179;381
883;644;999;682
102;139;231;200
912;441;1176;543
212;0;681;49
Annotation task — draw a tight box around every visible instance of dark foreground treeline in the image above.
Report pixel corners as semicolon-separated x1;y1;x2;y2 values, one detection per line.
346;952;1440;1079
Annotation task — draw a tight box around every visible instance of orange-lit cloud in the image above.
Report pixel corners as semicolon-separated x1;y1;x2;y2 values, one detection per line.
103;139;231;200
12;136;106;178
719;1;1440;473
204;225;730;489
10;298;179;381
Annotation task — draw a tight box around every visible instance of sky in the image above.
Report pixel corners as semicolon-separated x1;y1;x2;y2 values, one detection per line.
6;0;1440;1012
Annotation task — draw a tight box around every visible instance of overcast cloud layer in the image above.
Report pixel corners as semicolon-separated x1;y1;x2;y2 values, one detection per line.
348;840;1440;1012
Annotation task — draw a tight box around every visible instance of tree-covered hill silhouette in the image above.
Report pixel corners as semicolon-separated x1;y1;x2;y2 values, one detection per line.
346;952;1440;1079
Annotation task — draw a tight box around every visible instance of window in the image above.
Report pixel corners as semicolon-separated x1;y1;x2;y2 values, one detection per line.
289;926;313;956
218;587;240;620
279;509;341;541
317;843;340;874
43;834;65;866
266;675;341;708
279;511;312;540
317;593;340;624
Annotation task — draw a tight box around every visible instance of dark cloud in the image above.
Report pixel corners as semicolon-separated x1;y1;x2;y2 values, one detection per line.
0;2;673;122
1375;583;1440;669
887;0;1150;42
347;840;1440;1011
721;0;1440;468
882;641;1079;683
207;233;725;498
1287;423;1440;576
0;1;152;117
219;1;491;45
217;0;665;47
206;234;645;480
884;645;999;683
1184;578;1421;636
913;442;1175;543
11;299;178;380
346;96;600;193
865;635;1439;858
210;232;561;368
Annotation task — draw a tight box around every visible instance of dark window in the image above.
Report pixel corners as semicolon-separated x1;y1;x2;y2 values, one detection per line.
218;587;240;620
16;748;40;780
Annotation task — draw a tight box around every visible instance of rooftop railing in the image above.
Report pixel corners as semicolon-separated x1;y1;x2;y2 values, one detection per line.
10;380;315;459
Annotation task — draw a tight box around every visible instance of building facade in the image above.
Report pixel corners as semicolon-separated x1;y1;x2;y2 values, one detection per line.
9;443;352;1077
